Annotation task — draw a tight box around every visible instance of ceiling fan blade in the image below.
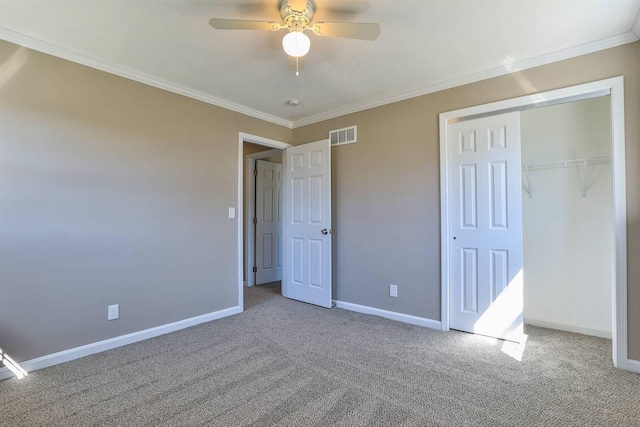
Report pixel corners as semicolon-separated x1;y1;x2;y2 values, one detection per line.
288;55;306;72
288;0;307;12
312;22;381;40
209;18;280;31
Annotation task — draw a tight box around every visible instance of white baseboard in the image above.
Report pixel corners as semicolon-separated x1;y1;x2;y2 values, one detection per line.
524;317;612;339
0;305;242;381
627;359;640;374
333;300;441;330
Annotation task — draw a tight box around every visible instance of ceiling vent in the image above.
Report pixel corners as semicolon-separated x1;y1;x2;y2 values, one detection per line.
329;126;357;147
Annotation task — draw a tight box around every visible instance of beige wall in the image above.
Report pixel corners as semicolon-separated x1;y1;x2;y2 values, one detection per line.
0;40;290;362
293;41;640;359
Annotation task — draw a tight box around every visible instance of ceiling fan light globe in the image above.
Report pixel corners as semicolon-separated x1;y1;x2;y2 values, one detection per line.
282;31;310;57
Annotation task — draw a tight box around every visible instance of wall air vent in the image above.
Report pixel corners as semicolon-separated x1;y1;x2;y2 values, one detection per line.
329;125;357;147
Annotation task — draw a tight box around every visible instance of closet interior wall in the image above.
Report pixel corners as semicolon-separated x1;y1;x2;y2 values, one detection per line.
521;96;613;338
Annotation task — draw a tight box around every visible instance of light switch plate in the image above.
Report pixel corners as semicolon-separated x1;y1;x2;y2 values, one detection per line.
228;207;236;218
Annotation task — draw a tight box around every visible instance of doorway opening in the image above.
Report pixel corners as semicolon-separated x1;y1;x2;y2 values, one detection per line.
237;133;334;312
237;133;291;311
244;144;284;288
439;77;628;369
278;139;333;308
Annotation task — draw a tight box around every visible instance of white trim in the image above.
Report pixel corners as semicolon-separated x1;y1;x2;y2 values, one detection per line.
237;133;291;310
281;146;290;299
610;77;628;370
291;32;637;128
439;79;619;120
245;148;283;287
333;300;442;330
633;7;640;39
524;318;611;339
0;305;241;381
439;113;450;332
439;77;628;370
627;359;640;374
0;27;293;129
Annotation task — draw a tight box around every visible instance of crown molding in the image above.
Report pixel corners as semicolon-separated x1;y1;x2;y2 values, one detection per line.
0;26;294;129
0;25;635;131
291;31;639;128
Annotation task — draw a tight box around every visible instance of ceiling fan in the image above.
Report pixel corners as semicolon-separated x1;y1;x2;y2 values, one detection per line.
209;0;381;75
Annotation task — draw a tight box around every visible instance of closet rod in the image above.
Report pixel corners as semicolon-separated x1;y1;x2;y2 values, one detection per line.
522;156;610;198
522;156;610;171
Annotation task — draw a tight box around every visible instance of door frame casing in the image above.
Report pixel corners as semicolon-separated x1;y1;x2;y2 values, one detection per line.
238;133;291;311
439;77;628;369
245;149;283;287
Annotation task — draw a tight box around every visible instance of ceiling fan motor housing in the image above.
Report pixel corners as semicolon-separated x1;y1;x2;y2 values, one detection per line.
280;0;315;32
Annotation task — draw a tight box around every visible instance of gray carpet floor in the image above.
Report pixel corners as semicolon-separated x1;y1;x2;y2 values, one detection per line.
1;284;639;426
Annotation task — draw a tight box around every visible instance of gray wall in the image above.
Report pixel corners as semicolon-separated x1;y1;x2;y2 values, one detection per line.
0;40;291;362
293;41;640;360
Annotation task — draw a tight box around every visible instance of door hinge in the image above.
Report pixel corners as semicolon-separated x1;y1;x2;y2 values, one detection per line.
253;217;257;224
253;266;257;273
253;169;258;176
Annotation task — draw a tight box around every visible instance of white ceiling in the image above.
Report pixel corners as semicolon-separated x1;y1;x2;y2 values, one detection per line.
0;0;639;128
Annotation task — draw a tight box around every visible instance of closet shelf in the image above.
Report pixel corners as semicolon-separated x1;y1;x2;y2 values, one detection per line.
522;156;610;198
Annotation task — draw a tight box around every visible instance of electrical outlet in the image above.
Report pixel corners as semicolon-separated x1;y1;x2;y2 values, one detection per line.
389;284;398;298
108;304;119;321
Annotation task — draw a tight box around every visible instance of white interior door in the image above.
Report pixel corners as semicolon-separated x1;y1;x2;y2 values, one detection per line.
255;160;283;285
448;111;524;342
283;139;332;308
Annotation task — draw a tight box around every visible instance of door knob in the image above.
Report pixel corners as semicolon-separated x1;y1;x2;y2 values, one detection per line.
321;229;330;235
